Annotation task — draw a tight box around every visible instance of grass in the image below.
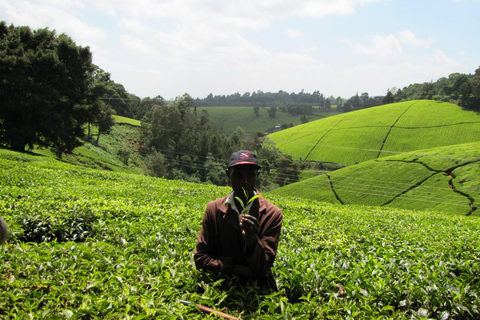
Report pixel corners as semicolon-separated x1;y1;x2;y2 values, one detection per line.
268;100;480;165
1;148;479;319
196;106;342;134
270;141;480;216
114;115;141;126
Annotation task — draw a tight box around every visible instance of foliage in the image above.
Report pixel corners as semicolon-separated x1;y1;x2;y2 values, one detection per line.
100;81;140;119
343;92;383;112
269;100;480;165
274;155;301;187
387;66;480;110
268;106;277;118
143;150;167;177
270;141;480;216
0;22;113;155
1;149;480;319
140;94;233;183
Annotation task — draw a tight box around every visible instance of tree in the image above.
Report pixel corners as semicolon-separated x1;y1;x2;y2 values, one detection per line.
94;102;115;143
335;96;343;107
144;150;167;177
0;22;108;154
471;67;480;99
325;98;331;110
253;105;260;117
268;105;277;118
382;90;395;104
203;153;228;185
274;155;300;187
99;75;136;118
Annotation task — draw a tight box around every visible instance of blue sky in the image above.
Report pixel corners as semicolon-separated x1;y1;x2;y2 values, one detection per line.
1;0;479;100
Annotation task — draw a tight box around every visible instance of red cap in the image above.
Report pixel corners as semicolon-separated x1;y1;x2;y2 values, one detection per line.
227;150;261;169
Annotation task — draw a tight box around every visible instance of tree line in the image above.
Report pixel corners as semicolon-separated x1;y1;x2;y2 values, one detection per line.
383;70;480;110
195;90;344;108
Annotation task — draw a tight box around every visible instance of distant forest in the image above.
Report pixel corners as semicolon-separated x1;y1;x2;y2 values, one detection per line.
104;67;480;120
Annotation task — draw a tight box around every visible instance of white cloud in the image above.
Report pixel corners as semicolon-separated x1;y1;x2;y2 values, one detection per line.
428;49;459;67
286;28;303;38
89;0;385;24
398;30;433;48
146;0;382;76
0;0;106;46
119;18;146;34
349;30;435;59
338;61;462;96
1;0;477;100
120;34;157;56
350;34;402;58
293;0;384;17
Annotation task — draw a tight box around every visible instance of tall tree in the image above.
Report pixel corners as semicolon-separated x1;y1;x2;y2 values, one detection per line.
268;105;277;118
274;155;300;187
253;105;260;117
325;98;331;109
471;67;480;99
0;22;108;154
94;101;116;143
382;90;395;104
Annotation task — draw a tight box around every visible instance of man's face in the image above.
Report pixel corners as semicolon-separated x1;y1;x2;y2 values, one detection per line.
228;165;259;198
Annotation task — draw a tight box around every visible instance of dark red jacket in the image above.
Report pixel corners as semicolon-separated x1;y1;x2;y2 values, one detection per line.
194;193;283;289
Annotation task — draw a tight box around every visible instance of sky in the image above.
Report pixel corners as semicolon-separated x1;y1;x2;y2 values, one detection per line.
1;0;479;100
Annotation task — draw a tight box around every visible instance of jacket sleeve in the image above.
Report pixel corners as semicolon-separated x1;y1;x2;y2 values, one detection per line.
245;203;283;277
194;201;234;275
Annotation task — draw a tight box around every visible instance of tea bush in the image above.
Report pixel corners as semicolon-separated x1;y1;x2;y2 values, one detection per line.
1;149;479;319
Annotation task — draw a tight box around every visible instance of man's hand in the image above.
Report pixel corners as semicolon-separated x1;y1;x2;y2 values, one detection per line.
240;215;259;253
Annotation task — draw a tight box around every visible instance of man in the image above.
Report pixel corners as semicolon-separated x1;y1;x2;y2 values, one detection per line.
194;150;283;290
0;217;7;244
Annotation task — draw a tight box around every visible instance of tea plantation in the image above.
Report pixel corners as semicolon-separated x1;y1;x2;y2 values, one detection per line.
1;149;479;319
268;100;480;165
271;141;480;216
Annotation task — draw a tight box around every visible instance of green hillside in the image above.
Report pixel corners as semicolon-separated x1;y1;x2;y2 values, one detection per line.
114;115;141;126
196;106;341;134
270;141;480;216
33;115;144;174
268;100;480;165
1;149;479;319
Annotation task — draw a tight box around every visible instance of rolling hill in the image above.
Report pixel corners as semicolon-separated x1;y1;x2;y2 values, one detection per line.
196;106;341;134
268;100;480;165
270;141;480;216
